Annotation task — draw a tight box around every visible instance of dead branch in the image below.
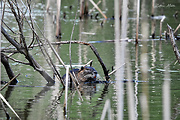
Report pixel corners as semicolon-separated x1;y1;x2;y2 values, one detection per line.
89;0;107;19
36;37;65;87
4;53;30;65
2;20;19;35
50;41;110;81
69;73;83;101
4;0;65;86
27;0;36;48
174;24;180;37
7;0;24;44
167;24;180;64
0;73;20;91
88;0;101;14
1;26;55;84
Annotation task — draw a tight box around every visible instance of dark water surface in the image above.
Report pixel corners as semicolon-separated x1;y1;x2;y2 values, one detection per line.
1;0;180;120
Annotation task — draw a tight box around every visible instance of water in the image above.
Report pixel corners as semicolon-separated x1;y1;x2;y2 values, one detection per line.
1;0;180;120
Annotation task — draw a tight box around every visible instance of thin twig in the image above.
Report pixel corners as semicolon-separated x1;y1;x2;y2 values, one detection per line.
108;63;125;76
69;5;81;86
34;21;66;68
4;54;30;65
0;73;20;91
69;4;79;69
36;37;65;87
27;0;36;48
174;24;180;36
83;60;93;67
1;0;7;25
69;73;83;101
2;20;19;35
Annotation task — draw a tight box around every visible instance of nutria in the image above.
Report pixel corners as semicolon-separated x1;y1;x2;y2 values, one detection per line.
62;66;97;83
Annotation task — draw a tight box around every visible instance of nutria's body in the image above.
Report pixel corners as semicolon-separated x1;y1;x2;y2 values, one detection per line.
62;66;97;83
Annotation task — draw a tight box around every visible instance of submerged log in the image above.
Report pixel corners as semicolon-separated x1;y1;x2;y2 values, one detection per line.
167;24;180;64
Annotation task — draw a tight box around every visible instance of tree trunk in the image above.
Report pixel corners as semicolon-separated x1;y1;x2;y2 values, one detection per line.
1;53;18;85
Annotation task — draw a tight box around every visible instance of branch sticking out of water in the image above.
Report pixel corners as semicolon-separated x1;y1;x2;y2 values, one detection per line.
88;0;101;14
0;73;20;91
167;24;180;64
69;73;83;101
108;63;125;76
89;0;107;19
160;16;166;40
174;24;180;36
0;93;21;120
50;41;110;81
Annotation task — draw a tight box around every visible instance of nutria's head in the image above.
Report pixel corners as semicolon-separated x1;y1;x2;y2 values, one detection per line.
78;66;97;82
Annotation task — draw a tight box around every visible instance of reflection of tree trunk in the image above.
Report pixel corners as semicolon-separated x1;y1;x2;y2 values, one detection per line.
1;53;18;85
24;84;52;119
1;26;55;84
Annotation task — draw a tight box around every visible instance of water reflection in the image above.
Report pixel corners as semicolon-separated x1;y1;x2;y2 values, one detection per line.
1;0;180;120
163;62;171;120
140;0;150;119
134;44;139;119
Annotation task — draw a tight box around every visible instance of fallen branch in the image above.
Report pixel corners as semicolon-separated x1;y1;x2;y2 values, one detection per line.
167;24;180;63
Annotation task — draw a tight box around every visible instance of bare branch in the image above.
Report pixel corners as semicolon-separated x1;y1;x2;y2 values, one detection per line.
50;41;110;81
0;73;21;91
4;53;30;65
2;26;55;84
167;24;180;64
